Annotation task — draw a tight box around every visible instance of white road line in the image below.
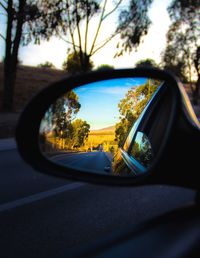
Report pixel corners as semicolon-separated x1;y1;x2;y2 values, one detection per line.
0;182;87;213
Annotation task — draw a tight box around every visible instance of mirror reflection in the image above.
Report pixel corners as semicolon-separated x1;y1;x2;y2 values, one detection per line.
39;77;161;176
130;131;154;167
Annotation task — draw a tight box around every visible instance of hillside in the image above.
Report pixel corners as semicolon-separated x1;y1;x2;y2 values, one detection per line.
90;126;115;135
0;63;67;112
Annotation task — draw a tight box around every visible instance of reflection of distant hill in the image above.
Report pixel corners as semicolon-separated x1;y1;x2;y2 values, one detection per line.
90;126;115;135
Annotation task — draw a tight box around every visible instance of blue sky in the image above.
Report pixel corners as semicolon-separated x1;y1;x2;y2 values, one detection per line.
74;77;147;130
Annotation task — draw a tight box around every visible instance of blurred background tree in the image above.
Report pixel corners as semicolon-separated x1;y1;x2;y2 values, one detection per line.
0;0;42;111
162;0;200;104
115;0;153;57
62;51;94;75
135;58;158;68
96;64;114;71
33;0;123;74
38;61;55;69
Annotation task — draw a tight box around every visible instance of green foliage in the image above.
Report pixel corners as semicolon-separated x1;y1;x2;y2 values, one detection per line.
38;61;55;69
43;91;81;139
115;0;153;57
135;59;158;68
96;64;114;71
71;119;90;148
41;91;91;149
62;51;94;74
115;79;160;146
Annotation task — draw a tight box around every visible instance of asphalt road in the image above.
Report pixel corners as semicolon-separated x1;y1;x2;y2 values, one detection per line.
51;151;112;173
0;148;195;258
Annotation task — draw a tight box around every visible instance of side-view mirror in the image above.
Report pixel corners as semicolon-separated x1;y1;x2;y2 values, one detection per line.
16;68;200;189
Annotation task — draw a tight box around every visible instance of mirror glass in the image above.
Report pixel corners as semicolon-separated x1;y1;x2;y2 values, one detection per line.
39;77;162;176
130;131;154;167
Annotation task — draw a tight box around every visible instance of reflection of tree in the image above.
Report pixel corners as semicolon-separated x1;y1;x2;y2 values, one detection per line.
131;133;153;167
131;142;140;160
115;79;160;146
70;119;90;148
139;134;153;167
40;91;90;152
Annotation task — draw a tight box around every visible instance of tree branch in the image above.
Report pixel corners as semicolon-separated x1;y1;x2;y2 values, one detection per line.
75;0;83;54
66;0;77;55
59;34;80;49
0;33;6;41
84;0;89;54
89;0;107;55
103;0;123;20
0;2;7;11
92;33;118;55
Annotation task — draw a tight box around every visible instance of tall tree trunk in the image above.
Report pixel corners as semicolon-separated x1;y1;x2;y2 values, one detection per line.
3;0;13;111
2;0;26;111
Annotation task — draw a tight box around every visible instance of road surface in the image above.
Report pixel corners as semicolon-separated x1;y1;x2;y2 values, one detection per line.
0;147;195;258
51;151;112;173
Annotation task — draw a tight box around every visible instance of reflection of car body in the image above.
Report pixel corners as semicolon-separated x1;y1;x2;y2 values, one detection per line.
113;82;169;176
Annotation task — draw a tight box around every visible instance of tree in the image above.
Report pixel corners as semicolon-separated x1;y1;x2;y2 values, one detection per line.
33;0;123;74
38;61;55;69
161;43;187;82
115;0;153;57
62;51;94;74
71;119;90;148
115;79;160;146
42;91;81;139
0;0;41;111
162;0;200;104
135;58;158;68
96;64;114;71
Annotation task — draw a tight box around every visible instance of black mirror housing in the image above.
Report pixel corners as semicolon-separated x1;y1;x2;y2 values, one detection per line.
15;68;200;189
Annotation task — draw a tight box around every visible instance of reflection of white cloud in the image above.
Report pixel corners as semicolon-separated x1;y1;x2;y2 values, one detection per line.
74;78;147;96
96;86;129;95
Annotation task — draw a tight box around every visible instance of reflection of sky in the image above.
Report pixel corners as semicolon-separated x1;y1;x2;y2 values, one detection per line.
74;78;147;130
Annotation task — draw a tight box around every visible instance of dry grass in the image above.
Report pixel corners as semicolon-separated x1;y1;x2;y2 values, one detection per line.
0;63;67;112
0;63;67;138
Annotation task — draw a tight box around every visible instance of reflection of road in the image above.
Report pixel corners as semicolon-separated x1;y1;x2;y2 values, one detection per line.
51;151;112;174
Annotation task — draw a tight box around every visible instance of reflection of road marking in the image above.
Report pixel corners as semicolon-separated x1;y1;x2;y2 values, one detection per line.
0;182;87;213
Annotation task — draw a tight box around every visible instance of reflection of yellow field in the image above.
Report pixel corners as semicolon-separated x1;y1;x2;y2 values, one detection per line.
85;127;117;151
87;133;115;145
42;126;118;153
